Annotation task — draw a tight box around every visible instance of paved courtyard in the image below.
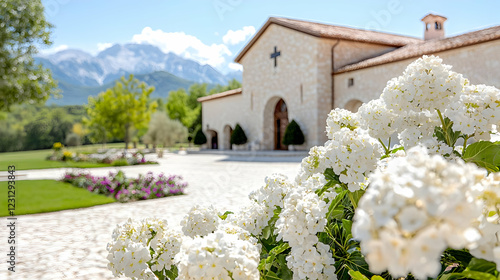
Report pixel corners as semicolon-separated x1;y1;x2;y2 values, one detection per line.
0;152;303;279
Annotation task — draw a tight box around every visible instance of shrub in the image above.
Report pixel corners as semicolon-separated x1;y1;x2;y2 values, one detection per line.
282;119;305;145
65;133;81;147
230;123;247;145
111;159;129;166
193;128;207;145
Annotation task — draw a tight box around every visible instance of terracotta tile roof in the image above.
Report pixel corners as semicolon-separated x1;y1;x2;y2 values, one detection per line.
197;88;242;102
335;25;500;74
234;17;422;63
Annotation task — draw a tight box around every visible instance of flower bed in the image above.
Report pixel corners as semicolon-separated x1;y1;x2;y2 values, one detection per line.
106;56;500;280
61;171;187;202
48;148;158;166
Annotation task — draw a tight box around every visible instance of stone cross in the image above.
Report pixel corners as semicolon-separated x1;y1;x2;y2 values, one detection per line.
270;46;281;67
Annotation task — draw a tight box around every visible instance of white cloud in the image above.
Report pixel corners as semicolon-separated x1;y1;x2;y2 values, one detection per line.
131;27;232;68
97;42;113;51
228;62;243;71
222;26;256;45
39;44;69;55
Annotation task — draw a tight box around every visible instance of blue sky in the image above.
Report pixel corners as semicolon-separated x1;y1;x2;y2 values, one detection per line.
40;0;500;73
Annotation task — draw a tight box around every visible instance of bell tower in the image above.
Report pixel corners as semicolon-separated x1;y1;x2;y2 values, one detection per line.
421;13;447;40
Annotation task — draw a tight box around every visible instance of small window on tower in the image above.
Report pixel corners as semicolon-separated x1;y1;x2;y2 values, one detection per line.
435;22;442;30
426;23;430;31
348;78;354;87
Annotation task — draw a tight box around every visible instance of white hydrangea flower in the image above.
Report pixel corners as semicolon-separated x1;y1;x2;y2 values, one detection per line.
326;108;361;138
296;146;328;184
175;227;260;280
275;189;328;247
357;98;397;140
180;204;220;237
106;218;171;280
353;146;486;279
470;172;500;270
225;202;269;236
150;230;183;273
382;55;465;113
323;128;382;191
286;242;337;280
447;84;500;141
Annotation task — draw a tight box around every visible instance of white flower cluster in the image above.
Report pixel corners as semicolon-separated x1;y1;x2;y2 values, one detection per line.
470;172;500;269
180;204;220;237
175;227;260;280
106;218;177;280
227;174;293;235
358;56;466;154
447;84;500;140
108;218;261;279
352;146;488;279
275;187;336;280
298;109;382;191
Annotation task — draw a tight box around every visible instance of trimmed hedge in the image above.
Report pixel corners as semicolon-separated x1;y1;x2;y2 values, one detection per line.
193;129;207;145
230;123;247;145
283;119;305;145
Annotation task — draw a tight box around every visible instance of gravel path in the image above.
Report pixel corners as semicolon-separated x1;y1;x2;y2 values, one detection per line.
0;152;302;279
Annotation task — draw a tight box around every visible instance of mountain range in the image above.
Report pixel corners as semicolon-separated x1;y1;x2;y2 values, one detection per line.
36;43;242;105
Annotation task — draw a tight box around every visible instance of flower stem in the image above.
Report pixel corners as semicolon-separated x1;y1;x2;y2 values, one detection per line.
378;138;390;155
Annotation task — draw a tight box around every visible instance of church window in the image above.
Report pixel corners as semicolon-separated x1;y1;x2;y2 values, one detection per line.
435;22;442;30
348;78;354;87
426;23;430;30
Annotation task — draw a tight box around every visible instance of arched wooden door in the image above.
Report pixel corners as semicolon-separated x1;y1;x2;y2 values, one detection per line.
274;99;289;150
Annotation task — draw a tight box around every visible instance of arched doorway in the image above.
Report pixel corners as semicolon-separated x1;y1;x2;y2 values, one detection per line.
274;99;289;150
206;130;218;149
223;125;233;150
345;99;363;112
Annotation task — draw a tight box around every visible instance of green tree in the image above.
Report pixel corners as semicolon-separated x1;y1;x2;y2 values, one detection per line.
143;112;188;149
83;94;113;145
283;119;305;146
0;0;58;110
85;75;157;149
230;123;248;145
208;79;241;95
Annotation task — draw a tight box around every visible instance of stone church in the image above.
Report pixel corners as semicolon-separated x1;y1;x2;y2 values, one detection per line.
198;14;500;151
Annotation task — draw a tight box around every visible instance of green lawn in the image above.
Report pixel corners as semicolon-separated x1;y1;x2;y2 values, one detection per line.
0;142;191;171
0;180;116;216
0;149;113;171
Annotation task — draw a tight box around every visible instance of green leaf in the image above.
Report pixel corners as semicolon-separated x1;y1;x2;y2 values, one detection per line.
348;270;370;280
268;243;290;257
262;225;272;240
342;219;353;237
370;276;384;280
335;251;372;280
463;141;500;172
445;249;473;267
326;190;347;221
439;270;496;280
466;258;497;275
